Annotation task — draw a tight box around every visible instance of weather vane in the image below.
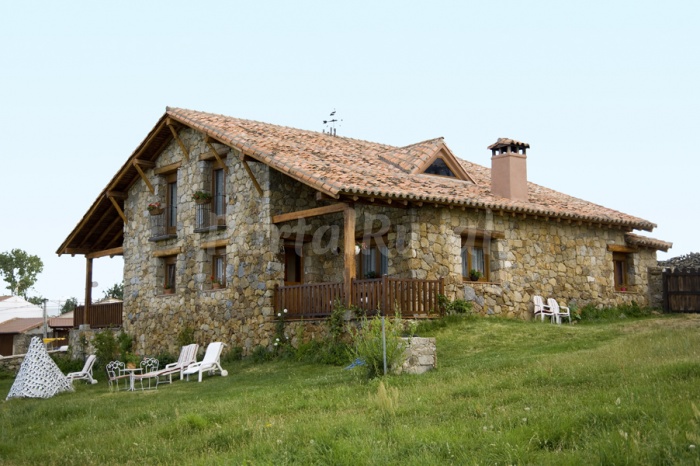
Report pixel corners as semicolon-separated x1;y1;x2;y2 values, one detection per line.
323;109;342;136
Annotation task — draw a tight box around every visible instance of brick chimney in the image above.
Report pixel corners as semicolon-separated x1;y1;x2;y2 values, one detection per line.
488;138;529;201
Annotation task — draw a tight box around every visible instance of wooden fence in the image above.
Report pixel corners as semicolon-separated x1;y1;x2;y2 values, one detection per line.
275;276;444;319
663;268;700;312
74;302;123;328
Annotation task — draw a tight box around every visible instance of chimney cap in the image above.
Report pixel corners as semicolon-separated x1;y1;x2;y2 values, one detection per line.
487;138;530;151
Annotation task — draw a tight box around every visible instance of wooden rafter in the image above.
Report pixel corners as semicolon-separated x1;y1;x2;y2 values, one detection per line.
105;229;124;250
204;136;229;173
166;118;189;160
272;203;347;224
77;206;115;248
107;195;127;224
132;159;156;194
86;247;124;259
94;215;123;247
240;153;263;196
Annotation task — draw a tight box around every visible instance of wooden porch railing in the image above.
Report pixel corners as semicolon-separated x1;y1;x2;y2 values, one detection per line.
275;276;444;319
74;302;123;328
274;282;345;318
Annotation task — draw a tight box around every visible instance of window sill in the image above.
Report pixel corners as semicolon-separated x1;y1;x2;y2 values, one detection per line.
159;292;177;296
149;234;178;242
204;287;226;292
194;225;227;234
463;280;501;286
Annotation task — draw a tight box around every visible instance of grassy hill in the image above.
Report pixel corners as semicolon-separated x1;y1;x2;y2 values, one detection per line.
1;314;700;465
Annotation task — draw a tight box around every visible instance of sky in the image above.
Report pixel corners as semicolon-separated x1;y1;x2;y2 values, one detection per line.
1;0;698;315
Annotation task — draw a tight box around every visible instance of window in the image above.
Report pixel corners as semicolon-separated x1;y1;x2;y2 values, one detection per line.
284;246;303;285
613;252;628;291
358;242;388;279
211;248;226;287
212;167;225;217
163;255;177;293
166;173;177;235
462;237;489;282
424;158;456;177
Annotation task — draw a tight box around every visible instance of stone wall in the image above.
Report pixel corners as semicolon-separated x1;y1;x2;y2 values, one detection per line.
122;128;280;357
399;337;437;375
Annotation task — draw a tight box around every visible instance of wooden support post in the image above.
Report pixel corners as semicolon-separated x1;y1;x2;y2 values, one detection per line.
240;155;263;196
108;196;128;224
166;118;189;160
132;160;155;194
343;205;356;306
85;257;93;326
205;138;229;173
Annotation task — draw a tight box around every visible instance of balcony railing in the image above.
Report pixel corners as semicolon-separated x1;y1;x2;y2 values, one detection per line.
275;276;444;319
195;194;226;231
74;302;123;328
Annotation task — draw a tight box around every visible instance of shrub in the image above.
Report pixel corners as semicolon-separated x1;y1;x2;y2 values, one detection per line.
51;353;84;373
92;329;119;367
438;294;474;316
222;346;243;363
349;313;406;379
176;326;195;347
251;345;273;363
578;302;653;322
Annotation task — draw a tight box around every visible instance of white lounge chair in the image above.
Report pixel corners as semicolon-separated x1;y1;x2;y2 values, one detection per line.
533;295;555;322
66;354;98;385
547;298;571;324
154;343;199;385
183;342;228;382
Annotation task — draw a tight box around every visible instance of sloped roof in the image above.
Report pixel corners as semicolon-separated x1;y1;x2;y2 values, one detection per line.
0;318;43;334
625;233;673;252
57;107;662;256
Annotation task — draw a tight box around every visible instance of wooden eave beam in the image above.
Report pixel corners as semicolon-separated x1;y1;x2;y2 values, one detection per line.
132;160;155;194
240;153;263;196
272;203;347;224
61;248;91;256
107;195;127;224
166;118;189;160
154;161;182;175
204;136;229;173
86;247;124;259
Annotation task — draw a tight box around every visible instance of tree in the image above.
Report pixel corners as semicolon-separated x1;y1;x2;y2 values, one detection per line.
103;283;124;300
0;249;44;297
61;297;78;314
27;296;45;306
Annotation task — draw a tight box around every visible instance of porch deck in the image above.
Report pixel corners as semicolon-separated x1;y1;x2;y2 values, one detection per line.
275;276;445;319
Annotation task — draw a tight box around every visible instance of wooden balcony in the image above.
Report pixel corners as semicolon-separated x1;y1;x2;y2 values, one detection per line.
275;276;444;319
74;302;123;328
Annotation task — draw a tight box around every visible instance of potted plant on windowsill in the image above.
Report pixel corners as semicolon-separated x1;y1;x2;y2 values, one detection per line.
148;202;163;215
211;275;222;290
469;269;483;282
163;283;174;295
192;191;213;204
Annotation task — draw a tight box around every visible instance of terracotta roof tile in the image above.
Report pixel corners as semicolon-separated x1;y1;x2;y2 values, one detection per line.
625;233;673;252
0;317;43;334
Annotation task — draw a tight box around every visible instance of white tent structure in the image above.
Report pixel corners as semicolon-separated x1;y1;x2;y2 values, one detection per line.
6;337;74;400
0;296;43;324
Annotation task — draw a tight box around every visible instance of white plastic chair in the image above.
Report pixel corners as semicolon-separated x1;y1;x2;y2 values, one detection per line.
533;295;555;322
66;354;98;385
183;342;229;382
547;298;571;324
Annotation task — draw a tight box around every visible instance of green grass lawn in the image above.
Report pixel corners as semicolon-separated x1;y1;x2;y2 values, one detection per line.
2;315;700;465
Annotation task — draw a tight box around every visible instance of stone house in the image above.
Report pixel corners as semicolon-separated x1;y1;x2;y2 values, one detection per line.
57;107;671;356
